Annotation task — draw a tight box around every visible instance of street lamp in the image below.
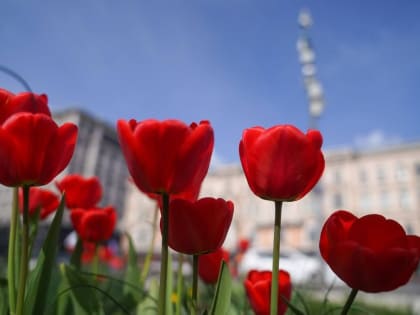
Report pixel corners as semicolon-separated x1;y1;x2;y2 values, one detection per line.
297;9;325;129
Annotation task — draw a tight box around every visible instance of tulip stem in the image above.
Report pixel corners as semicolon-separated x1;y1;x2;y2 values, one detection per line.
140;204;159;285
341;288;358;315
175;253;184;315
270;201;283;315
192;254;199;315
7;188;19;315
93;243;99;279
16;185;30;315
158;193;170;315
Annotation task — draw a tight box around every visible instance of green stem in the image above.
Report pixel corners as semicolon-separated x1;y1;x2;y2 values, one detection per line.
175;253;184;315
140;204;159;285
7;187;19;315
158;193;170;315
191;254;199;315
270;201;283;315
341;288;358;315
93;243;99;278
15;185;30;315
27;208;40;260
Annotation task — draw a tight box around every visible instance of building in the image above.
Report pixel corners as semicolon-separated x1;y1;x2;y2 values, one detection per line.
123;140;420;254
322;142;420;235
53;109;129;217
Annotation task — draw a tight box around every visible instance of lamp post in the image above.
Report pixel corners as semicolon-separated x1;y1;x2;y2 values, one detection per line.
297;9;325;129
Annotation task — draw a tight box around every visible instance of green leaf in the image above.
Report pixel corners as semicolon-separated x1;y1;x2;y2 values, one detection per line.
209;261;232;315
70;238;83;269
102;233;143;313
166;252;174;315
0;278;9;315
280;293;305;315
124;233;141;290
137;278;159;315
24;195;65;315
61;264;101;315
53;277;74;315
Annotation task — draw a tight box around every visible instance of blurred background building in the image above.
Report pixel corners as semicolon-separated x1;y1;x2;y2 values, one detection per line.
0;108;418;286
123;139;420;254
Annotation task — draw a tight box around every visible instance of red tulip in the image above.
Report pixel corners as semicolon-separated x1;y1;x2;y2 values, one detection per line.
239;125;324;201
81;242;96;264
148;187;201;213
98;245;114;262
108;256;125;270
244;270;291;315
70;206;117;243
320;210;420;293
0;89;51;124
0;113;78;187
238;238;250;254
198;248;230;284
166;197;234;255
18;187;59;220
117;119;214;195
56;174;102;208
98;246;125;269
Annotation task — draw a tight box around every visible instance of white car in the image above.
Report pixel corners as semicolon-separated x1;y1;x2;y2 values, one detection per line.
239;248;322;284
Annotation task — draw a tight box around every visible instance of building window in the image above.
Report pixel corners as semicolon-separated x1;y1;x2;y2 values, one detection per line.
399;188;411;209
395;163;408;182
360;193;371;212
334;170;341;184
333;193;343;208
377;166;386;183
379;190;390;210
359;168;368;184
308;226;318;242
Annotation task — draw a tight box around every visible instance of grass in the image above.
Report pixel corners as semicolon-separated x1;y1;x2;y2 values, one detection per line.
287;290;414;315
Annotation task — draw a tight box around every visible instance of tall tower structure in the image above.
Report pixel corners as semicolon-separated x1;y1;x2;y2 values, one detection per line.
297;9;325;129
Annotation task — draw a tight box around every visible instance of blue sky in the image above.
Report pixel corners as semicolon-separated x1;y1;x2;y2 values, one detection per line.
1;1;419;163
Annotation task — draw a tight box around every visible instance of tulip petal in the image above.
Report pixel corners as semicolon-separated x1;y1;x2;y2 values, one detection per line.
320;210;420;293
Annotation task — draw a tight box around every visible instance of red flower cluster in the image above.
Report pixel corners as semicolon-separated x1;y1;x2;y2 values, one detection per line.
198;248;230;284
117;119;214;195
56;174;102;209
244;270;292;315
57;174;117;243
320;210;420;293
167;198;234;255
18;187;59;220
71;206;117;243
239;125;324;201
81;242;125;270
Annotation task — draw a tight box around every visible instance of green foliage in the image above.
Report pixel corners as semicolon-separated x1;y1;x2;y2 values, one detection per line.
60;264;102;315
287;291;414;315
1;193;416;315
24;196;65;315
209;261;232;315
137;278;159;314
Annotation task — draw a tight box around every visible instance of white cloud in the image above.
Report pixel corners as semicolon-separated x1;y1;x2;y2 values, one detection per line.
354;129;402;149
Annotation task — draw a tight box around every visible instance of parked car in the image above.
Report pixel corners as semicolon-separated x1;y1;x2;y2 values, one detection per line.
239;248;322;284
